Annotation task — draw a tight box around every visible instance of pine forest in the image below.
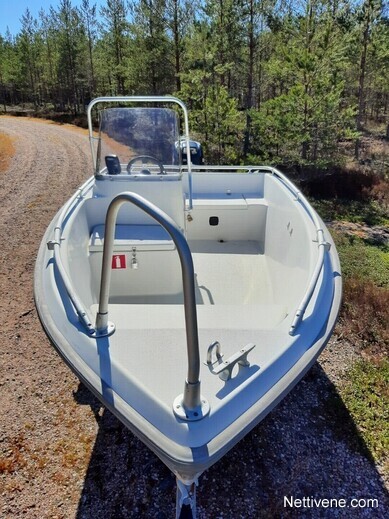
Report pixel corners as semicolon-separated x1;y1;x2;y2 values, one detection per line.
0;0;388;167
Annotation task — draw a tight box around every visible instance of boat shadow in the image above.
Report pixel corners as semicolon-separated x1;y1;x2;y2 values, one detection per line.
74;362;389;518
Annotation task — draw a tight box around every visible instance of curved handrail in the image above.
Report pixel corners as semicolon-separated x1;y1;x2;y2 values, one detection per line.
258;167;330;335
48;177;96;334
95;191;206;415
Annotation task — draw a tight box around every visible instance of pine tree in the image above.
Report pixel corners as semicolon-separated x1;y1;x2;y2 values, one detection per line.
38;9;58;107
0;32;20;109
79;0;99;99
19;9;41;108
165;0;195;91
100;0;131;94
250;0;357;166
130;0;175;95
54;0;83;113
353;0;384;158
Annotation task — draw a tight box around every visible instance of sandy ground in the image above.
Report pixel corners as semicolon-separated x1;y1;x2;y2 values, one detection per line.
0;116;388;518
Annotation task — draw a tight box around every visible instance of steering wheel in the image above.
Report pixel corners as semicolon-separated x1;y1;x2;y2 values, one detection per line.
126;155;166;175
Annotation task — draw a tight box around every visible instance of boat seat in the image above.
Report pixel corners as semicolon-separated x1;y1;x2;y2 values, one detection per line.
192;197;248;210
191;196;265;210
89;224;176;252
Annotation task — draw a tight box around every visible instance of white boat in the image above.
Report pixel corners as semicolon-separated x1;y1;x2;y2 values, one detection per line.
34;97;342;517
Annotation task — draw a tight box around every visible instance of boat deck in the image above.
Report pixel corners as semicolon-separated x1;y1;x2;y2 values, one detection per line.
85;238;291;446
190;240;270;305
85;293;296;446
91;303;287;331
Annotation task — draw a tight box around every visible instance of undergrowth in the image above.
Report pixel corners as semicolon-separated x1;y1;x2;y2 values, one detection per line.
334;233;389;288
340;278;389;349
332;232;389;350
305;167;388;226
312;198;388;226
327;227;389;472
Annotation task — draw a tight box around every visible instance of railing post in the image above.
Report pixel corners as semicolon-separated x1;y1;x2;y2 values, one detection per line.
95;192;209;421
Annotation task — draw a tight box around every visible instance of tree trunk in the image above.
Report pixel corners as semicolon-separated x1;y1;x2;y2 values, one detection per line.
173;0;181;92
355;2;371;159
243;0;255;157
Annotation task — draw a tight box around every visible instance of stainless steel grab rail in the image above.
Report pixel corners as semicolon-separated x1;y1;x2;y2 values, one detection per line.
48;177;96;335
95;191;209;420
255;166;330;335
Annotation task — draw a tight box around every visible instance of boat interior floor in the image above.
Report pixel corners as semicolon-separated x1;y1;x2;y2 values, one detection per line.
89;238;288;369
103;239;273;306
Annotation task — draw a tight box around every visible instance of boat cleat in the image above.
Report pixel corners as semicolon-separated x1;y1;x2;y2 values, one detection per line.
206;341;256;381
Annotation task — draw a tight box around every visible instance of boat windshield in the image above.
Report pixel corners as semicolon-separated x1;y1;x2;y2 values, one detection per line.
96;107;181;176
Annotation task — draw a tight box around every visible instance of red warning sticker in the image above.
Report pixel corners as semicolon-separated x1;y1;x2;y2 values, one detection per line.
111;254;126;269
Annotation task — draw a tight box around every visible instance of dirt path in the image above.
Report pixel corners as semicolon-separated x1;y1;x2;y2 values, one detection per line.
0;117;388;518
0;117;97;517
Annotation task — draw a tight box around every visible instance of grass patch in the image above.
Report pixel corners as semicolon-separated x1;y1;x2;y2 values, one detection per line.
333;233;389;288
333;233;389;349
324;359;389;471
340;359;389;470
340;278;389;348
0;130;16;172
325;220;389;474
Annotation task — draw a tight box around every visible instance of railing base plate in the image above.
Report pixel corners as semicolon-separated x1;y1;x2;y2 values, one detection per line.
173;395;210;421
90;321;116;338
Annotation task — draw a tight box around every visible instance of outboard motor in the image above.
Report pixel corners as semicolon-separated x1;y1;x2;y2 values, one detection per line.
180;140;204;165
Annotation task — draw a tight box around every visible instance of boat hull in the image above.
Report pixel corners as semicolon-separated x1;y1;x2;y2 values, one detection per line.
34;178;342;482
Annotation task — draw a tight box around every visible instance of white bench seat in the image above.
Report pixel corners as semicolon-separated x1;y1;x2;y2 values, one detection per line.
89;224;175;252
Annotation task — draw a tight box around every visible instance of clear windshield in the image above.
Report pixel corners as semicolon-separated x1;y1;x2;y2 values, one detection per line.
96;107;181;175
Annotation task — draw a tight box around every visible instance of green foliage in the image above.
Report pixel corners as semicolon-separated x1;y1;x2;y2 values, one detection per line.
249;0;360;166
0;31;22;101
311;198;389;226
333;233;389;288
130;0;175;95
179;76;245;163
203;86;245;163
249;89;357;166
0;0;388;168
100;0;131;94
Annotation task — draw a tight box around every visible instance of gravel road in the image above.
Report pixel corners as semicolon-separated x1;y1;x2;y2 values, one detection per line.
0;116;388;518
